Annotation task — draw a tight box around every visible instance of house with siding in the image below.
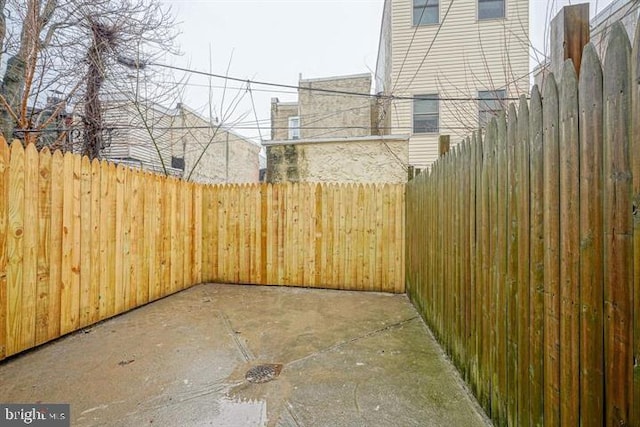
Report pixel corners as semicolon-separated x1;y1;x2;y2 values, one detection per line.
375;0;530;168
88;100;261;184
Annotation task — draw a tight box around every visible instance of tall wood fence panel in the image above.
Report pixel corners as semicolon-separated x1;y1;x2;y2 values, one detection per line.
200;182;405;293
0;140;203;360
0;139;405;360
406;23;639;427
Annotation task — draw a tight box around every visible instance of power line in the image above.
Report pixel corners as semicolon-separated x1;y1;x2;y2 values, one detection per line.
247;83;263;142
151;62;380;99
399;0;456;94
21;124;490;133
392;0;437;93
149;61;521;102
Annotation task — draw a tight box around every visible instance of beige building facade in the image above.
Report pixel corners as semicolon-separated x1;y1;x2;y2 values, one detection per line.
175;104;261;184
271;73;376;141
96;100;260;183
375;0;530;168
268;73;408;183
264;135;408;184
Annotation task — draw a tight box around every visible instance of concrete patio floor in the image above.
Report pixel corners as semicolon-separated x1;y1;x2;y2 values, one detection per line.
0;284;490;426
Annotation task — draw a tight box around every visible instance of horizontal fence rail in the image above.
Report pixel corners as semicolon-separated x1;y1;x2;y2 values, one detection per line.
406;23;639;427
0;140;405;360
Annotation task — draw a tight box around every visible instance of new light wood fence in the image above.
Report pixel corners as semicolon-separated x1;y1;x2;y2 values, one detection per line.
407;23;639;427
0;139;404;360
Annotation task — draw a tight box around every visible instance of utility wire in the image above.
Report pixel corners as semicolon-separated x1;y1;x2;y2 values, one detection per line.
399;0;456;94
247;83;263;142
21;124;490;132
392;0;435;93
149;61;520;102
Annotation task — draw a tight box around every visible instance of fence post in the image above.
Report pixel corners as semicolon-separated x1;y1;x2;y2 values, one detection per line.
439;135;450;157
549;4;590;79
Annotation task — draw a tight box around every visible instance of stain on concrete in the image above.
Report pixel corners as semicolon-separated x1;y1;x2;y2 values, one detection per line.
0;284;491;427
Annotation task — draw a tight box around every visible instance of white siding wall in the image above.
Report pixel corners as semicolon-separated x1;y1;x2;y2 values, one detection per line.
375;0;394;95
382;0;529;168
100;101;181;175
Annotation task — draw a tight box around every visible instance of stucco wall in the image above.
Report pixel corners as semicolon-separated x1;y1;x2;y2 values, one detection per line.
177;105;261;184
298;74;373;139
265;136;408;184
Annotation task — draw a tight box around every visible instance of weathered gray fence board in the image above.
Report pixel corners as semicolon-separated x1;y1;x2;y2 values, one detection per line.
406;13;640;425
506;103;518;427
558;59;580;426
515;95;530;427
602;23;633;427
542;73;561;427
578;42;605;427
528;85;545;427
630;16;640;427
495;112;508;426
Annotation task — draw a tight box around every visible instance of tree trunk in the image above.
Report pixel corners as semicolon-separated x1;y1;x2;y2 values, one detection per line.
0;55;26;140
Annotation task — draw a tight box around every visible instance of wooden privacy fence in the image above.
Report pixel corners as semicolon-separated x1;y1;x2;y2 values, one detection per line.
0;139;404;360
407;23;639;427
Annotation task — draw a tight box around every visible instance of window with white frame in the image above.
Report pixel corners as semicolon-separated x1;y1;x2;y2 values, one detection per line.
478;0;505;20
413;95;439;133
413;0;439;25
288;116;300;140
478;89;506;128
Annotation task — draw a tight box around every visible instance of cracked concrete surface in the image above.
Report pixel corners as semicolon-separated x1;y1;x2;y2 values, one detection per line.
0;284;491;426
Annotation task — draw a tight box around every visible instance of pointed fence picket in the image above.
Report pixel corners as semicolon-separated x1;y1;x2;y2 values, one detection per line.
406;21;640;427
0;144;405;360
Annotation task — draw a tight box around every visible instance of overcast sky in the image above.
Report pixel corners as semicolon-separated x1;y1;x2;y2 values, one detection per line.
161;0;617;142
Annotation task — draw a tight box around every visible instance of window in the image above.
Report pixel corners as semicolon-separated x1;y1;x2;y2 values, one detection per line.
478;89;506;128
478;0;505;20
413;95;439;133
171;156;185;171
413;0;439;26
288;116;300;140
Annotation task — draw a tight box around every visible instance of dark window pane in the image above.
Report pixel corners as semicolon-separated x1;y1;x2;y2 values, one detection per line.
478;89;506;127
171;156;185;171
414;115;439;133
414;97;438;114
413;0;438;25
478;0;505;20
414;94;439;133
